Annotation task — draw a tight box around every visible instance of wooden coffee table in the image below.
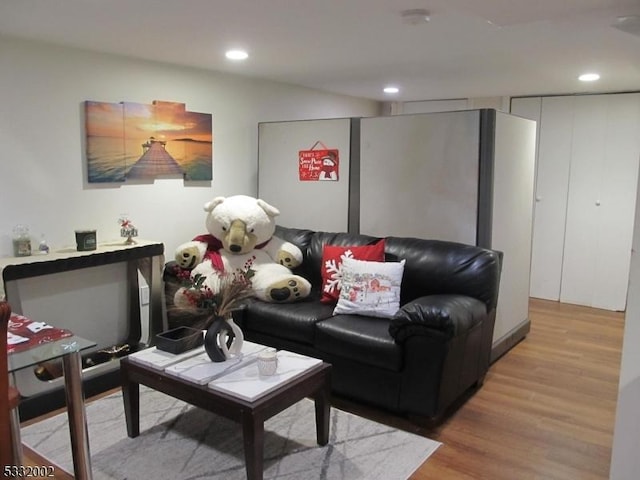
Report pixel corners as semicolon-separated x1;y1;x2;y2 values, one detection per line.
120;349;331;480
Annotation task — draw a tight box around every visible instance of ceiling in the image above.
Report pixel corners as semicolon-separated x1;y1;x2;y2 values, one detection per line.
1;0;639;102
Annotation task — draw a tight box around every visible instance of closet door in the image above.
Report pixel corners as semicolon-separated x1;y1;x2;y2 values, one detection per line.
531;96;574;301
511;95;574;301
560;94;640;310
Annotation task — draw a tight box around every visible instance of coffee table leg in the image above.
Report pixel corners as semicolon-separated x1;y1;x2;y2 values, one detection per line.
121;367;140;438
242;412;264;480
314;371;331;446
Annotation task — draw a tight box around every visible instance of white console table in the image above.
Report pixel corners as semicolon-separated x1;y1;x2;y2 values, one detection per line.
1;239;166;342
1;240;166;412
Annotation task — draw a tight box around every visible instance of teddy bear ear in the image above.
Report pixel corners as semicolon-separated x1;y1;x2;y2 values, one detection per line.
256;199;280;217
204;197;226;212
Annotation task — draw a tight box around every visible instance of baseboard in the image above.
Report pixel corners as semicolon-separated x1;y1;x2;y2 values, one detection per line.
490;318;530;363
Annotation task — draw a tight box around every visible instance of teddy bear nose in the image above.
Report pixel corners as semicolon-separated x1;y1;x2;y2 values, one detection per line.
230;244;242;253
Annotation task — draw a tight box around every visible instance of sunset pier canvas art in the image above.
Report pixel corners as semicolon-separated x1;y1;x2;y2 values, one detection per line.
85;100;212;183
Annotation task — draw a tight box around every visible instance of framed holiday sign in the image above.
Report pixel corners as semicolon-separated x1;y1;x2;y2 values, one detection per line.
298;141;339;181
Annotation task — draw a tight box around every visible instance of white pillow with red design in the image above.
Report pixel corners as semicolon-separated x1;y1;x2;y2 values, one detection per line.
333;257;405;318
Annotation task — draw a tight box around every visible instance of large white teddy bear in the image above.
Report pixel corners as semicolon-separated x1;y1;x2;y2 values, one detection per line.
174;195;311;303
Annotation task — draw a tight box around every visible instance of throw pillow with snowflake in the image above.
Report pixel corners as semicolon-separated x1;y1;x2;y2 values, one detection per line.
320;240;385;303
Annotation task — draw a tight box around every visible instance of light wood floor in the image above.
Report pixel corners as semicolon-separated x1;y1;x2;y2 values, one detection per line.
412;298;624;479
22;298;624;479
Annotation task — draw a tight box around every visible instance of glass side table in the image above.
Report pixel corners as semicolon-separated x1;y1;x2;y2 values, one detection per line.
9;335;96;480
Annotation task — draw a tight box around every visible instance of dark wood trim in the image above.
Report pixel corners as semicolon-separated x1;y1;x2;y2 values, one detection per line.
477;108;496;249
348;117;361;234
2;243;164;281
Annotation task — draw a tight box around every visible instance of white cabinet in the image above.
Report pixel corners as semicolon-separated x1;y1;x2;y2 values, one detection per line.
512;93;640;311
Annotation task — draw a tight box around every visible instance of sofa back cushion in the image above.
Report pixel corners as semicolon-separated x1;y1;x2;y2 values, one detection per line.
274;226;382;288
384;236;502;311
275;226;501;311
308;231;382;287
273;225;316;281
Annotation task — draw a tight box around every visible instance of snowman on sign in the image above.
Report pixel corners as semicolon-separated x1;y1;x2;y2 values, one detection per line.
318;152;338;181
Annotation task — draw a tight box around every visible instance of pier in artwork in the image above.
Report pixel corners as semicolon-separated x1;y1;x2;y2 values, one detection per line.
126;138;184;180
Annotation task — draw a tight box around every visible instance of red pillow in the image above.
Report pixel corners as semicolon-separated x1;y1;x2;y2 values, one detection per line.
320;239;385;304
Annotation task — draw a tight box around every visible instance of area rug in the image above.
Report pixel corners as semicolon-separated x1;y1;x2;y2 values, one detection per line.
22;387;441;480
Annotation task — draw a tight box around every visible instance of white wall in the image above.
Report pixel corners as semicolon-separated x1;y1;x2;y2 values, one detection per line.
610;170;640;479
0;36;379;259
258;118;354;232
491;113;536;346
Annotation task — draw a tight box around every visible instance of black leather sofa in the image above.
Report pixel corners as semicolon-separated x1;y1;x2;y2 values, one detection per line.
164;226;502;422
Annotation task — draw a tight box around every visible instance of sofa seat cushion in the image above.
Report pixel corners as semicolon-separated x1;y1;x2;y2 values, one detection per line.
315;315;403;372
243;299;334;345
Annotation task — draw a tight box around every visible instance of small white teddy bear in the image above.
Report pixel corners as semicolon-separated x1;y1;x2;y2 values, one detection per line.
174;195;311;303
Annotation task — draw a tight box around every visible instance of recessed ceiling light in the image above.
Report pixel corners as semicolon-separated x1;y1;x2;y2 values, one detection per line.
384;86;400;94
225;49;249;61
579;73;600;82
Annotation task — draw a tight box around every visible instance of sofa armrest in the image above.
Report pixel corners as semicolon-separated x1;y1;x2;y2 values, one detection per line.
389;294;487;343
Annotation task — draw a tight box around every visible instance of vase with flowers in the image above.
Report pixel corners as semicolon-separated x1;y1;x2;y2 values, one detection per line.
173;257;255;362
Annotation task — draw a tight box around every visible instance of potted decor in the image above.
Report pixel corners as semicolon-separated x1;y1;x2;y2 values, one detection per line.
161;259;254;361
